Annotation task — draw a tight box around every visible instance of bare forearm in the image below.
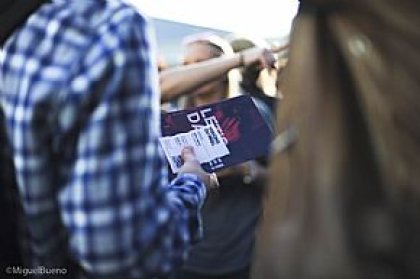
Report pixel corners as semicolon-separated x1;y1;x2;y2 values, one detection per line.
159;54;241;103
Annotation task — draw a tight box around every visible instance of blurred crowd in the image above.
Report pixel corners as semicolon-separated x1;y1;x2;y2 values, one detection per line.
1;0;420;279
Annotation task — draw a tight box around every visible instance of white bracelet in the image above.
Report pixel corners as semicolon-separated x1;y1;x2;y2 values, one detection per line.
209;172;220;189
243;162;257;184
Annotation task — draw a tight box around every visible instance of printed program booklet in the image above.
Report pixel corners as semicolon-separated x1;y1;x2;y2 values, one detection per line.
159;95;273;173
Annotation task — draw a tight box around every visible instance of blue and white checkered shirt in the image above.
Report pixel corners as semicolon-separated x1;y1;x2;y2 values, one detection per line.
0;1;206;278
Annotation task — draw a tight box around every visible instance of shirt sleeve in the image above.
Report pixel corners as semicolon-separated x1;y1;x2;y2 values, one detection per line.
55;8;206;278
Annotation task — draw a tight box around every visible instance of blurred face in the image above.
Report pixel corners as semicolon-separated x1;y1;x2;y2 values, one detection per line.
183;42;227;98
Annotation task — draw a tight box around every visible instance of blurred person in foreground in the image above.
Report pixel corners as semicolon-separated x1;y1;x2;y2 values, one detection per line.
0;1;214;278
170;33;274;279
252;0;420;278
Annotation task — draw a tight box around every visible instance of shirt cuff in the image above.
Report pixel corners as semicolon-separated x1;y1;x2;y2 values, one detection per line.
167;173;207;243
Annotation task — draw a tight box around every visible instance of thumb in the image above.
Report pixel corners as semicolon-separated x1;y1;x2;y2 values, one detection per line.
181;146;197;163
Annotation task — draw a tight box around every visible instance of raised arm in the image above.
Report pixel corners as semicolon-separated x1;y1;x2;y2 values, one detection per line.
159;47;277;103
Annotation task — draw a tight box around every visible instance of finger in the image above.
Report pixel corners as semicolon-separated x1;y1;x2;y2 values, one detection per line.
181;146;196;162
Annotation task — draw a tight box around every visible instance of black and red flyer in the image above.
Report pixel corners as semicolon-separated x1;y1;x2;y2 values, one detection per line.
160;95;272;173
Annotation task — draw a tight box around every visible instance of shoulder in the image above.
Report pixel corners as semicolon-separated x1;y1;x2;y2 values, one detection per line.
41;1;152;41
38;0;155;70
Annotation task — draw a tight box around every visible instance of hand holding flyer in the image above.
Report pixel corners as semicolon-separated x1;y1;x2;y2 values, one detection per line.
159;124;230;173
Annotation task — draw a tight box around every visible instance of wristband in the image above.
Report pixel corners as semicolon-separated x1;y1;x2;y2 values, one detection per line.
209;172;220;189
243;162;257;184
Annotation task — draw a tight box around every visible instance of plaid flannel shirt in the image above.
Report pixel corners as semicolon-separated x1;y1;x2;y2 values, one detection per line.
0;0;206;278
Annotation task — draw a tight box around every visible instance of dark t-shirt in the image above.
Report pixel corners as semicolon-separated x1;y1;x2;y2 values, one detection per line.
182;175;264;274
180;98;273;274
